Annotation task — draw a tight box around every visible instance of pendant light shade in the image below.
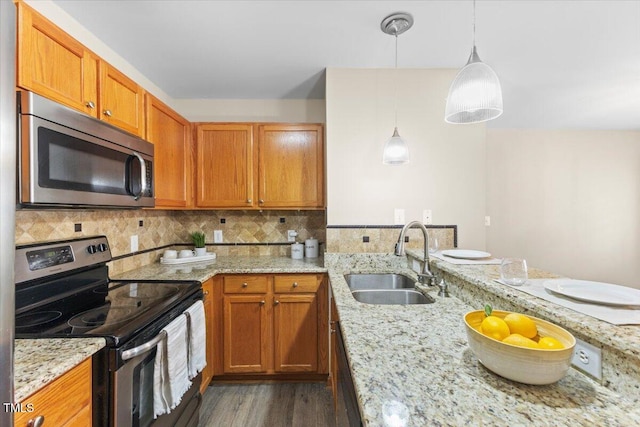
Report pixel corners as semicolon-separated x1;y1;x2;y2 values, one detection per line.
383;127;409;165
380;12;413;165
445;46;503;124
445;0;503;124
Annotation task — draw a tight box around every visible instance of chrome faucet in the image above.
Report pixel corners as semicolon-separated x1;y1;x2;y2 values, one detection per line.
394;221;436;286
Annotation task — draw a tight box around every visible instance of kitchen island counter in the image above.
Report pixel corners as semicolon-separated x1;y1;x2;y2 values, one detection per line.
327;252;640;426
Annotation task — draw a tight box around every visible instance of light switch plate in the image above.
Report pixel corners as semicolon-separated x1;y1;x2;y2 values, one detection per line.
213;230;223;243
130;235;138;252
423;209;433;225
394;209;405;225
571;338;602;381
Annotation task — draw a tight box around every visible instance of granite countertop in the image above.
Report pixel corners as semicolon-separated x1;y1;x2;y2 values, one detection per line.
14;338;105;402
111;255;326;283
326;252;640;426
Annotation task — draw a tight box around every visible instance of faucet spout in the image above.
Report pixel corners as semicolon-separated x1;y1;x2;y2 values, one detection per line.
394;221;434;283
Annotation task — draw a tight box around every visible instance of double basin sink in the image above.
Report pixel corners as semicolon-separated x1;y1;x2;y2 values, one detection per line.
344;273;435;305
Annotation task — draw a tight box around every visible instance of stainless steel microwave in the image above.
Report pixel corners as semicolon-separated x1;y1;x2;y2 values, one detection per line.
17;91;154;208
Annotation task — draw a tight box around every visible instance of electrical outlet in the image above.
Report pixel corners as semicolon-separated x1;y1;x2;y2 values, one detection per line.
394;209;405;225
571;338;602;380
130;235;138;252
485;216;491;226
423;209;433;225
287;230;298;242
213;230;223;243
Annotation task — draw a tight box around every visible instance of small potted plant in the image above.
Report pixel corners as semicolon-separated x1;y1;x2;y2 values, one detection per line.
190;231;207;256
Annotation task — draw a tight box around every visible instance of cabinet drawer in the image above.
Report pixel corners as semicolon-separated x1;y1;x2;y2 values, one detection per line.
223;275;269;293
274;275;320;293
15;358;92;427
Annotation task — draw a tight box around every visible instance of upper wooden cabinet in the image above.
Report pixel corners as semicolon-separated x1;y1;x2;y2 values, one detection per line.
16;2;145;137
195;124;255;208
99;62;145;136
145;94;192;208
195;123;324;210
258;124;324;208
17;1;98;116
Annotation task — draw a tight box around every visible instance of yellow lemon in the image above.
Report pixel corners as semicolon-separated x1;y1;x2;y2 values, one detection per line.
503;313;538;339
502;333;540;349
538;336;565;350
480;316;510;341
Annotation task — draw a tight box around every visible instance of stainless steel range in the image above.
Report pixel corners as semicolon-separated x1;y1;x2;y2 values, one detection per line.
15;236;203;427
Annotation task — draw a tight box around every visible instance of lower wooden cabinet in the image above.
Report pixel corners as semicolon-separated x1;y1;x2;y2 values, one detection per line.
212;273;328;378
15;358;92;427
200;278;214;394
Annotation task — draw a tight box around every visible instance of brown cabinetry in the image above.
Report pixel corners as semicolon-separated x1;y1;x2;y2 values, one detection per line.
17;2;145;137
194;123;324;209
213;273;328;378
146;94;192;208
200;278;214;394
15;358;92;427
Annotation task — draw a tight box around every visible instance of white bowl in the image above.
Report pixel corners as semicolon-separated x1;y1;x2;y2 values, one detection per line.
464;310;576;385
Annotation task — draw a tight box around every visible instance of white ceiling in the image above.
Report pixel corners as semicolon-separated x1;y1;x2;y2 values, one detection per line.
52;0;640;130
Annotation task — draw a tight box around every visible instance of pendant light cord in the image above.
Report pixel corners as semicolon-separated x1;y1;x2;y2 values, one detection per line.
473;0;476;47
394;33;398;128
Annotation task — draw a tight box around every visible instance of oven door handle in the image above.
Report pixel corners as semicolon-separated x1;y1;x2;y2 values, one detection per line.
121;330;166;361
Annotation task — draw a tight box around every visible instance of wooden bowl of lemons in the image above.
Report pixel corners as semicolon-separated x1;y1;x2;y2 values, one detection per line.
464;308;576;385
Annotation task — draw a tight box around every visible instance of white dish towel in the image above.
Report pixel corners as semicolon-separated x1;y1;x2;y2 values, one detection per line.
153;314;191;419
185;300;207;379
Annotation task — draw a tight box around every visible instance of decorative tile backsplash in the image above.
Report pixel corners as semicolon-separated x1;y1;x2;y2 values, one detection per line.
15;209;326;274
325;225;456;254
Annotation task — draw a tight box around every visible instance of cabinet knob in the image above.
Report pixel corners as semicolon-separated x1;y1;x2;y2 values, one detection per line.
292;282;298;288
260;300;265;305
242;282;248;288
27;415;45;427
85;101;95;109
259;199;264;204
203;290;209;296
103;109;112;117
274;300;280;305
330;329;336;334
246;198;252;204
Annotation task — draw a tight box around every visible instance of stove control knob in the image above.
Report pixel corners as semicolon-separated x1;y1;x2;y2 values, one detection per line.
87;245;97;254
97;243;108;252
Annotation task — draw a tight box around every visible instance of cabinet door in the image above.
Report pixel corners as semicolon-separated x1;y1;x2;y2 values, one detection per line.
99;62;145;137
223;294;270;373
274;293;318;372
200;279;214;394
196;124;255;208
257;124;324;208
17;2;98;117
146;94;192;208
15;358;92;427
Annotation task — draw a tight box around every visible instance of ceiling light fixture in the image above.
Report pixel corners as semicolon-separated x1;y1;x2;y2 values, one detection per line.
445;0;503;124
381;12;413;165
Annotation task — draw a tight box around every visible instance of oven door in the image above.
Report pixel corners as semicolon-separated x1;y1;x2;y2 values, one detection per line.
113;335;202;427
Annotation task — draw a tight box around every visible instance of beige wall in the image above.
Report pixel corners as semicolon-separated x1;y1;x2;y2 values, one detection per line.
486;129;640;288
172;99;325;123
325;68;487;250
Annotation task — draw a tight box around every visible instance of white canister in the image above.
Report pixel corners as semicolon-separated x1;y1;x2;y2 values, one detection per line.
291;243;304;259
304;238;319;258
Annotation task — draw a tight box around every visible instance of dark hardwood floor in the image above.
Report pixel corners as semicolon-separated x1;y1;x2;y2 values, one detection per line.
198;383;336;427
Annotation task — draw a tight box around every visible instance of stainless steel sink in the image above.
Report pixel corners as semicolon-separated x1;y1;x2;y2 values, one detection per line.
344;273;416;290
351;289;434;305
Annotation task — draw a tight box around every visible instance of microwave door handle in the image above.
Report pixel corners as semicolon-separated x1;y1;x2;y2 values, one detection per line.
121;330;166;361
130;151;146;201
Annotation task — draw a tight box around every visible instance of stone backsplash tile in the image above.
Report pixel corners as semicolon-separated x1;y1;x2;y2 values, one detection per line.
16;209;326;274
326;226;456;254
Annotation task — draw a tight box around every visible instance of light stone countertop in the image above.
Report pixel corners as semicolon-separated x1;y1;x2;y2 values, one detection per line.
326;252;640;427
14;338;105;402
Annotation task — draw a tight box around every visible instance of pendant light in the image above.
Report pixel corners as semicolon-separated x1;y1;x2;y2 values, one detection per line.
381;12;413;165
445;0;503;124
